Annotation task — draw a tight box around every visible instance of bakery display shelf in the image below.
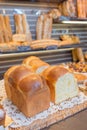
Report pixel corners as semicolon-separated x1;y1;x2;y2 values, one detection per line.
0;47;74;56
53;17;87;24
0;41;86;54
59;42;87;49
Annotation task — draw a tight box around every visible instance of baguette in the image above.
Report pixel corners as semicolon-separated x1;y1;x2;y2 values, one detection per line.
62;1;69;16
14;14;23;34
36;15;44;40
76;48;85;62
72;49;78;62
42;14;48;39
31;39;60;44
86;0;87;17
77;0;83;18
82;0;86;18
0;14;9;43
21;14;32;42
30;42;59;49
0;30;4;43
47;14;52;39
4;15;12;42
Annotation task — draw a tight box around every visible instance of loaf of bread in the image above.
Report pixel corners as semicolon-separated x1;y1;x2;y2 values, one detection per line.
23;56;50;73
4;65;50;117
0;104;5;126
49;9;61;19
30;39;60;50
12;34;27;42
42;65;79;104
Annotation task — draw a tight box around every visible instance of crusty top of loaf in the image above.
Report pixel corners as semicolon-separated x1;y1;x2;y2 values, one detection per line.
29;59;49;70
6;65;49;95
23;56;40;65
23;56;49;71
43;66;68;81
7;65;33;87
19;73;45;93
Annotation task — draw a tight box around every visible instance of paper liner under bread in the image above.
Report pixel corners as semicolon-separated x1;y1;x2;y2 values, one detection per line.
0;80;87;130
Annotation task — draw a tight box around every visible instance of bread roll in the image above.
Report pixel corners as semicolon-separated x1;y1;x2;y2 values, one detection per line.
42;66;79;104
12;34;27;42
4;65;50;117
49;9;61;19
23;56;50;73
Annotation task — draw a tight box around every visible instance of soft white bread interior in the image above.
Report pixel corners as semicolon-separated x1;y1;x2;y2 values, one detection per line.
42;65;79;104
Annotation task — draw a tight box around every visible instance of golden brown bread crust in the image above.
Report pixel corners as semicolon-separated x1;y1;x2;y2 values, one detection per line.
23;56;40;65
29;59;49;71
8;65;33;86
12;34;27;42
19;73;43;93
22;14;32;42
30;39;60;50
4;65;33;99
36;15;44;40
14;14;23;34
4;15;12;42
4;65;50;117
23;56;49;72
77;0;85;18
74;73;87;82
0;14;10;43
49;9;61;19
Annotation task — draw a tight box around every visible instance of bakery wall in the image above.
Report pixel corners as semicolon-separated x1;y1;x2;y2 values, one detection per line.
0;2;87;46
0;2;87;79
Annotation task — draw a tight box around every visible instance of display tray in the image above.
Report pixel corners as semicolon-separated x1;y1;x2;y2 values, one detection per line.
0;42;86;54
6;101;87;130
0;80;87;130
53;16;87;24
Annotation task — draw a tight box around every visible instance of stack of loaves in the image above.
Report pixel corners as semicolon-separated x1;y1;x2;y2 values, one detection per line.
4;56;79;117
